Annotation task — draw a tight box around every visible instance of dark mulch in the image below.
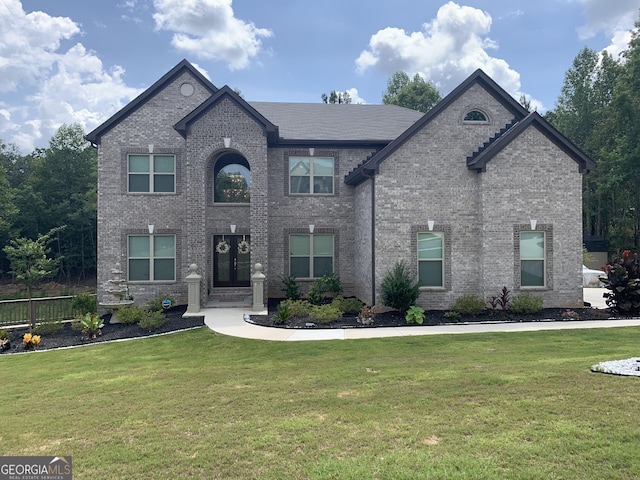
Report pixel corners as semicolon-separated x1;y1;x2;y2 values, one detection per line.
0;305;204;355
249;298;622;330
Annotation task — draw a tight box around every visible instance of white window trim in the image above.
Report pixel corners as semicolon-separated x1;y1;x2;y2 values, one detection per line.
127;234;176;282
289;234;334;279
520;231;546;288
128;154;176;194
289;156;334;195
417;232;445;288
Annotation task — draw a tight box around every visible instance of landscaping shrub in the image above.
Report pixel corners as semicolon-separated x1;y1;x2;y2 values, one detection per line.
331;295;363;314
488;286;511;312
601;250;640;314
279;299;312;317
510;293;543;314
309;304;343;324
405;305;425;324
444;311;460;322
279;274;301;300
116;305;147;325
452;295;486;316
138;311;168;330
307;274;343;305
72;313;103;340
381;261;420;314
33;321;64;335
71;292;97;315
147;293;176;312
274;303;293;325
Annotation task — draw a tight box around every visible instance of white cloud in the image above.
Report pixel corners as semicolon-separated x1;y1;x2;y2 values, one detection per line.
0;0;142;152
355;2;536;106
152;0;272;70
572;0;640;59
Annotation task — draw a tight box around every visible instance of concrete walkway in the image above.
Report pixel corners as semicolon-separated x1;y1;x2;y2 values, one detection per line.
196;288;640;342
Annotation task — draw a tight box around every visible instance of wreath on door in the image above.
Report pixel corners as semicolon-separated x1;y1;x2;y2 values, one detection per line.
216;239;230;254
237;240;251;254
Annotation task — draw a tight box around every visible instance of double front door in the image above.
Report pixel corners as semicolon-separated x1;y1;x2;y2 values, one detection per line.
213;235;251;287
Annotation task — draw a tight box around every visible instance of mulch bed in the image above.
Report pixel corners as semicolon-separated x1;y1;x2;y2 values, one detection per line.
1;305;204;355
249;298;621;329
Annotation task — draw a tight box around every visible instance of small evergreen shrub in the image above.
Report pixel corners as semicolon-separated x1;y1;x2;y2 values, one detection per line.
274;303;293;325
601;250;640;314
117;305;147;325
309;304;343;324
307;274;343;305
33;321;64;335
279;274;300;300
451;295;486;317
331;295;363;314
381;261;420;314
510;293;543;314
0;329;9;340
279;299;312;317
405;305;425;325
444;311;460;322
147;293;176;312
138;311;168;330
72;292;97;315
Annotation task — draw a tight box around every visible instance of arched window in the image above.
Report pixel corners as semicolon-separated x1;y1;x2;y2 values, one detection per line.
463;110;488;122
214;153;250;203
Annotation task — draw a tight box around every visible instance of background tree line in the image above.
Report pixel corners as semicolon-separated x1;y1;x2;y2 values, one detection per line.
0;124;97;283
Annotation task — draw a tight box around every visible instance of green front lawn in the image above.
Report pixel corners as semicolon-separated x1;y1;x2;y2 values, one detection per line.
1;327;639;479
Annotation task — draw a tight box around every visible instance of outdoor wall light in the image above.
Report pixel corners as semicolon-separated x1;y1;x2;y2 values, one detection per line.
427;220;435;231
148;224;154;234
530;219;537;230
309;224;315;233
230;224;236;233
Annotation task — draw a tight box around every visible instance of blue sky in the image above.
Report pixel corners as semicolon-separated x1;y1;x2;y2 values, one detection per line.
1;0;639;153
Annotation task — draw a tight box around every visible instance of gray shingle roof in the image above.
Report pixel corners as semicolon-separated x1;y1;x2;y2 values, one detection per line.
249;102;424;142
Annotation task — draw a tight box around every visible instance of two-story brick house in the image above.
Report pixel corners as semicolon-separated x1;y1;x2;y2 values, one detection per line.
87;59;594;311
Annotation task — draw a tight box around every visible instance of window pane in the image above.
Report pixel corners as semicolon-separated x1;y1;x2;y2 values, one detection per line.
522;260;544;286
314;257;333;277
154;259;175;281
129;236;150;257
418;233;442;259
154;174;175;192
290;176;310;194
153;155;174;173
313;157;333;176
419;261;443;287
313;235;333;256
289;157;310;175
129;259;150;281
154;236;175;257
313;176;333;194
129;155;149;173
290;257;310;278
290;235;310;255
521;232;544;259
129;174;149;192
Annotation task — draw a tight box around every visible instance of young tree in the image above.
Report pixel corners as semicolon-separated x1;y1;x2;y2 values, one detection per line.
3;227;64;329
382;72;441;112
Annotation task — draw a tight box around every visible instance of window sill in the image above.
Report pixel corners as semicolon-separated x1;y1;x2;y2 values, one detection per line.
127;280;176;284
211;202;250;207
419;286;446;291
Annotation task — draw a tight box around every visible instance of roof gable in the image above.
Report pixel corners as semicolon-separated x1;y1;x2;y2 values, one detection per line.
466;111;596;173
85;59;217;145
344;69;529;185
173;86;279;143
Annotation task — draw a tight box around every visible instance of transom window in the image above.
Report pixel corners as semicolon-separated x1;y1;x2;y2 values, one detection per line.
463;110;488;122
290;234;334;278
128;154;175;193
128;235;176;282
520;231;545;287
417;232;444;287
289;157;334;194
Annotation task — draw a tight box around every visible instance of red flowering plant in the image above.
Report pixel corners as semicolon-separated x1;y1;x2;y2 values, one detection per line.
600;250;640;314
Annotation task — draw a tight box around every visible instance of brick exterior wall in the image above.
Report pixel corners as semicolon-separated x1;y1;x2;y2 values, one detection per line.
97;67;584;311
